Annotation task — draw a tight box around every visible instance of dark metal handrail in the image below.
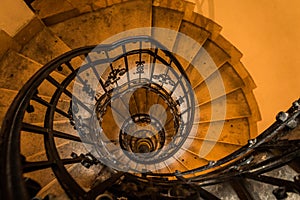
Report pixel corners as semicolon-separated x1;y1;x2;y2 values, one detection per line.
0;35;299;199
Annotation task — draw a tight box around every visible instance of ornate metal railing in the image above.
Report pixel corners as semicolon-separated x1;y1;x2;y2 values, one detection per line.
0;36;299;199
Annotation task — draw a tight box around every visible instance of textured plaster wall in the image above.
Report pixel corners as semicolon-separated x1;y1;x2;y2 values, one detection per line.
212;0;300;132
0;0;34;36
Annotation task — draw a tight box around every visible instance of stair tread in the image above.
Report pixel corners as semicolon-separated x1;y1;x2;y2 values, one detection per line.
185;43;229;88
172;20;210;70
153;0;186;11
0;30;21;59
203;39;231;68
151;6;184;50
32;120;78;134
187;12;222;40
23;96;70;124
193;62;246;105
68;0;106;13
0;88;18;128
23;141;70;162
195;89;252;122
21;28;71;68
21;131;47;159
0;50;42;91
172;148;209;172
54;137;89;159
0;92;70;127
192;118;250;146
36;177;67;199
215;34;243;64
186;138;242;161
24;167;56;189
32;0;76;19
203;183;239;200
49;0;153;49
21;128;77;159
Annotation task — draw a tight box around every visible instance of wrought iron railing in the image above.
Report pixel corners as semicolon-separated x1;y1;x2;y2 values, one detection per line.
0;36;299;199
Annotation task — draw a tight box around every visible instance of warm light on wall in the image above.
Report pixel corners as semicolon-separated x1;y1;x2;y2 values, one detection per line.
213;0;300;132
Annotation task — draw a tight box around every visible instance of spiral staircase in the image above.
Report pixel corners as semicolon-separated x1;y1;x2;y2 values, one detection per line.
0;0;299;199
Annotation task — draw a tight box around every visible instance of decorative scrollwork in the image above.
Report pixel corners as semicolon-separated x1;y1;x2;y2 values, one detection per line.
70;152;100;169
153;74;175;86
176;96;185;105
82;79;95;100
135;61;145;74
104;68;126;87
68;100;77;128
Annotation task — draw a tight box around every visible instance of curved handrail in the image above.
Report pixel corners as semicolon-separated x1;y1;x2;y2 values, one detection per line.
0;35;299;199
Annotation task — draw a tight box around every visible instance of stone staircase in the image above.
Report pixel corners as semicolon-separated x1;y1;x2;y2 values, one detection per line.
0;0;299;199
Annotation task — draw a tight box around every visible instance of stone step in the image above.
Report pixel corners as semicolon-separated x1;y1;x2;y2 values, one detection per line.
0;87;72;129
20;119;87;162
21;134;68;162
0;30;21;60
154;138;242;174
187;63;260;139
132;88;148;114
169;10;261;141
0;50;75;97
151;6;184;50
70;0;142;14
23;96;70;124
54;138;90;160
36;177;68;200
1;18;79;77
195;88;252;122
20;27;71;73
0;88;18;129
186;39;231;88
193;118;250;147
31;0;80;26
22;141;81;188
186;139;242;162
0;50;42;91
153;0;190;12
32;0;140;25
156;148;209;174
24;167;57;191
193;62;245;105
22;138;90;194
242;88;261;138
67;0;107;14
52;120;80;138
172;20;211;70
49;0;153;49
151;0;195;50
186;12;222;40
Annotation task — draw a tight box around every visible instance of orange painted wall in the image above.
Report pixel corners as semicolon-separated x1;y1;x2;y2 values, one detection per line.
212;0;300;132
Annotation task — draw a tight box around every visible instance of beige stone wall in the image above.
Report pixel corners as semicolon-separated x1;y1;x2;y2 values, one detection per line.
0;0;34;36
